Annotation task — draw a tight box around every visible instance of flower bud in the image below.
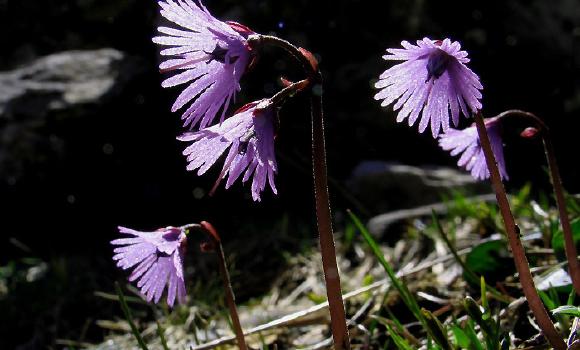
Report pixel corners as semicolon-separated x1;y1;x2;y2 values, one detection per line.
520;127;540;139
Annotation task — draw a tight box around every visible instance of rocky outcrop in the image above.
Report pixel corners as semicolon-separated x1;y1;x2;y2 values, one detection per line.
0;49;143;182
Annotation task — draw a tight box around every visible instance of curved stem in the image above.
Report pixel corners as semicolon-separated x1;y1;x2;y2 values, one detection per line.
311;79;351;349
250;33;351;348
473;112;565;349
495;109;580;296
268;78;310;107
248;35;317;78
199;222;248;350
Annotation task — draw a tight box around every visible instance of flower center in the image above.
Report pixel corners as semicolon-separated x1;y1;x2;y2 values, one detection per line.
206;43;239;64
237;129;256;155
426;48;452;82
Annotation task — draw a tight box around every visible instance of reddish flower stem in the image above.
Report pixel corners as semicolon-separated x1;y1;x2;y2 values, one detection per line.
268;78;310;107
311;77;351;350
249;34;351;349
473;112;565;350
248;35;316;78
495;109;580;296
199;221;248;350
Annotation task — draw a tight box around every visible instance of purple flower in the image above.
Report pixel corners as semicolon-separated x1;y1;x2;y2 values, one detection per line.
112;226;187;307
438;117;508;181
153;0;256;129
374;38;483;137
178;99;278;201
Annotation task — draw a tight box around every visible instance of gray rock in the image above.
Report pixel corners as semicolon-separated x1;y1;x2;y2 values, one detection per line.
0;49;144;182
0;48;140;118
348;161;489;215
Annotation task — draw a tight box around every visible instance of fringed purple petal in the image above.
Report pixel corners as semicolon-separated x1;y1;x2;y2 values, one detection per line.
111;226;188;306
179;100;278;201
154;0;254;129
375;38;483;137
438;118;508;181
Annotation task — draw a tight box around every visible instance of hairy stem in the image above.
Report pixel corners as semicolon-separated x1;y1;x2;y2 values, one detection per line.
250;33;351;348
496;109;580;296
200;221;248;350
311;80;351;349
473;112;565;349
268;78;310;107
248;35;316;77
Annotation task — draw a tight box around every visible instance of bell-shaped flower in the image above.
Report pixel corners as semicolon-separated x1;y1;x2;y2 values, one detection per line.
178;99;278;201
153;0;256;129
439;117;508;181
112;226;187;307
375;38;483;137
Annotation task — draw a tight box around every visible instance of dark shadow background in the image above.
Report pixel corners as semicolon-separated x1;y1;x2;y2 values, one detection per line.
0;0;579;348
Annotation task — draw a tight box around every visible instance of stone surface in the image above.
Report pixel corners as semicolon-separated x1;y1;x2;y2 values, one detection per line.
348;161;489;215
0;49;143;182
0;48;139;117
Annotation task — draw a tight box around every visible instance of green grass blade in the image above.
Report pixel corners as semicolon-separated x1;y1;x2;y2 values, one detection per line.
422;308;452;350
464;319;485;350
114;282;149;350
347;210;421;319
156;320;170;350
384;322;414;350
349;210;454;350
431;211;511;304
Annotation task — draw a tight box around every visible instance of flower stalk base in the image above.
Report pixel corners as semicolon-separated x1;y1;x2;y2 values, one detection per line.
473;112;565;350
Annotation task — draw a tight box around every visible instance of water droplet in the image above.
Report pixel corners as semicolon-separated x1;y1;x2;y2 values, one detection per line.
193;187;205;199
103;143;114;155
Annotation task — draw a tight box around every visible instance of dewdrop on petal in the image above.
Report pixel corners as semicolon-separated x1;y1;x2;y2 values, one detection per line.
111;226;187;307
178;99;278;201
439;117;508;181
153;0;256;129
375;38;483;137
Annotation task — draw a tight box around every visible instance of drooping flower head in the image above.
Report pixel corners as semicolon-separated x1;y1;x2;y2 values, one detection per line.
374;38;483;137
153;0;256;129
178;99;278;202
112;226;187;307
438;117;508;181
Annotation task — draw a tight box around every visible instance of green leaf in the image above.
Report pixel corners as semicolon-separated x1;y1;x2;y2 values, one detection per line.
422;308;453;350
451;325;471;349
464;296;494;337
464;319;485;350
551;218;580;256
538;289;557;310
465;240;512;281
384;322;414;350
552;305;580;318
306;292;326;304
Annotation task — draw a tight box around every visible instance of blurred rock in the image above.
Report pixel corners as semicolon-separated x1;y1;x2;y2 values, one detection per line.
0;48;140;118
0;49;144;182
348;161;489;214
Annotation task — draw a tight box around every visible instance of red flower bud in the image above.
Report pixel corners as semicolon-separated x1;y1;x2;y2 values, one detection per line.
520;127;540;139
280;76;293;87
226;21;255;38
299;47;319;72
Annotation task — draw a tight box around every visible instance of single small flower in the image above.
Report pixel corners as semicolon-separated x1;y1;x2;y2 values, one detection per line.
438;117;508;181
112;226;187;307
178;99;278;201
374;38;483;137
153;0;256;129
